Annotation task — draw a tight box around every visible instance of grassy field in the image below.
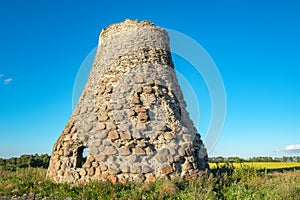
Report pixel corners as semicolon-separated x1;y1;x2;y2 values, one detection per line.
0;164;300;199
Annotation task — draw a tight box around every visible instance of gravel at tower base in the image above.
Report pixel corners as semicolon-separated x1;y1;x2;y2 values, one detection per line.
47;19;209;184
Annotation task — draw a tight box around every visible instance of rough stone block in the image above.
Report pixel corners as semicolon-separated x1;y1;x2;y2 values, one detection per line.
160;164;173;175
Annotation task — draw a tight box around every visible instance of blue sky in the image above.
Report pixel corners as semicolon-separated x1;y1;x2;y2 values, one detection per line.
0;0;299;158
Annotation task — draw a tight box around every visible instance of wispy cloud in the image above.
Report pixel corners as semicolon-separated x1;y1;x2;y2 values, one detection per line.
276;144;300;153
0;74;4;78
3;78;13;85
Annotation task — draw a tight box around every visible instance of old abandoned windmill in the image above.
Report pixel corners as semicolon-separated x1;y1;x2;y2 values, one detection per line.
47;19;208;184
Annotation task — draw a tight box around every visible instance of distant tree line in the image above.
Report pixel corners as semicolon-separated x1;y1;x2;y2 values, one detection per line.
0;154;50;171
1;154;300;171
209;156;300;163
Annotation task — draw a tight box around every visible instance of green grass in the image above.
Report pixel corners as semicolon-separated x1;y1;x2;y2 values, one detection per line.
0;165;300;199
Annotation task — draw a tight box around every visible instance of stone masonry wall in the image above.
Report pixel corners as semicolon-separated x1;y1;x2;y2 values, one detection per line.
47;19;209;184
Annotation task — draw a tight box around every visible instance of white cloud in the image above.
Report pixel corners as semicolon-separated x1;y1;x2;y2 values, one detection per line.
0;74;4;78
276;144;300;153
3;78;13;85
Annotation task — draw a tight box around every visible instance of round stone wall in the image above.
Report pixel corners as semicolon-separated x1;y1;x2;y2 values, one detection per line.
47;19;208;184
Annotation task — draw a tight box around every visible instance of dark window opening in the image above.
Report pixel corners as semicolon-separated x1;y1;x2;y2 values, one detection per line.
76;146;88;168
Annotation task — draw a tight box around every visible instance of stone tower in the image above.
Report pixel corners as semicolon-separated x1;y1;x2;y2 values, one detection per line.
47;19;208;184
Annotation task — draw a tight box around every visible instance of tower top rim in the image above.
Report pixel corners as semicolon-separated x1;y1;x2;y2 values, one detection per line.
100;19;167;40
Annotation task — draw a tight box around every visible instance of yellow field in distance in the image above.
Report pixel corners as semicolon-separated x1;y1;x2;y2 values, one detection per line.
209;162;300;169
